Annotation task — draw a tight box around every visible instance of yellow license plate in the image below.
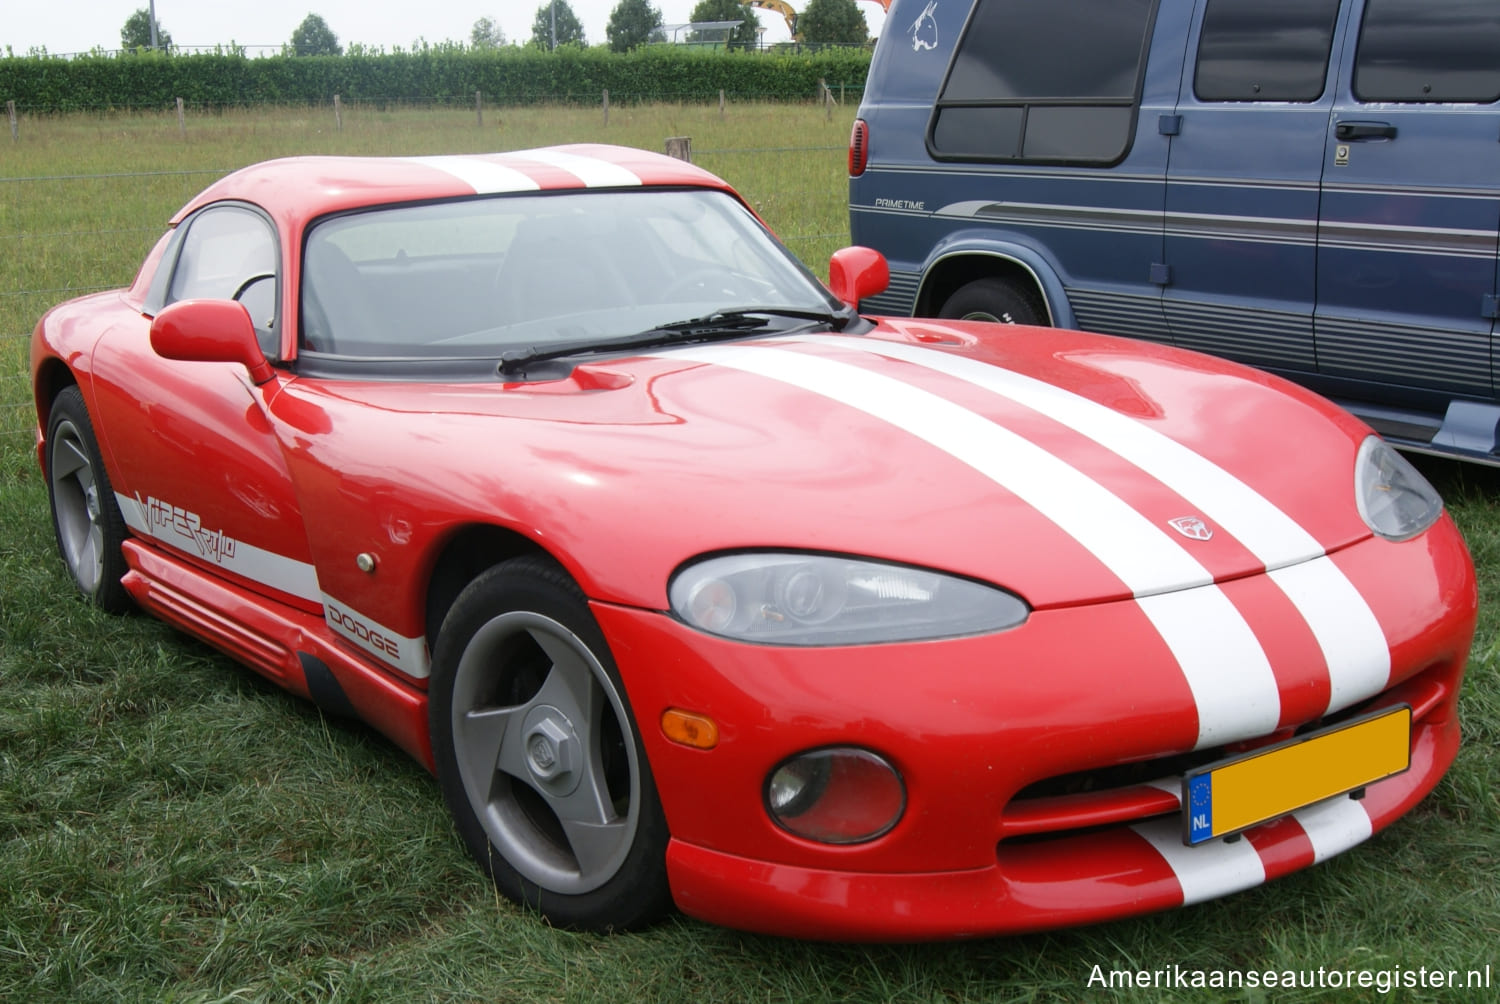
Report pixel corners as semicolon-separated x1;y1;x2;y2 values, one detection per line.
1183;705;1411;845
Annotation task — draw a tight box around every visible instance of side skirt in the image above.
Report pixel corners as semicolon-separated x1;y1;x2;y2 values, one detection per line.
120;539;434;771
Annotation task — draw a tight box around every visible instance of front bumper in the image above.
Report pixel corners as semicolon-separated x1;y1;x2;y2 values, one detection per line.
593;520;1474;940
665;710;1455;940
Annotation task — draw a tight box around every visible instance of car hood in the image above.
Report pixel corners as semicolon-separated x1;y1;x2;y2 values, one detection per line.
280;321;1379;611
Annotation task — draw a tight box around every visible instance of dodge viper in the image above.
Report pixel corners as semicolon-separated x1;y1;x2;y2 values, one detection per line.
30;144;1476;940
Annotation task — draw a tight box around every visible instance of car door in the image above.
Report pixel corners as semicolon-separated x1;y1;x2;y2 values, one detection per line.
87;203;321;611
1160;0;1344;372
1314;0;1500;404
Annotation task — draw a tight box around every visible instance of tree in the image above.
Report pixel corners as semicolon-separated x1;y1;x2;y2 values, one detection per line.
607;0;664;52
471;16;506;49
529;2;587;49
120;8;172;51
797;0;868;44
288;13;342;56
687;0;760;48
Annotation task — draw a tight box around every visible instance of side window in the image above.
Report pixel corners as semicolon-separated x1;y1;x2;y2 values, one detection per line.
1353;0;1500;103
1193;0;1339;102
167;205;280;357
929;0;1156;164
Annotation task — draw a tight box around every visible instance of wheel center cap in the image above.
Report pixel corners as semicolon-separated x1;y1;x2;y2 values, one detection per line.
520;705;581;796
528;734;556;770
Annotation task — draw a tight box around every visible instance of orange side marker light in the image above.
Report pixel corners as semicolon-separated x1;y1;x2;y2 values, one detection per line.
661;708;719;750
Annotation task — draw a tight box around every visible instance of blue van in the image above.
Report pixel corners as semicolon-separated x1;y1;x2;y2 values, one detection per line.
849;0;1500;463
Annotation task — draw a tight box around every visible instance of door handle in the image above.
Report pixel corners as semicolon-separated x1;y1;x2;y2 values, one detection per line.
1335;120;1397;141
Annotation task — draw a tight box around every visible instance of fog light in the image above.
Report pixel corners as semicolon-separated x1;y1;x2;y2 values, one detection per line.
765;748;905;844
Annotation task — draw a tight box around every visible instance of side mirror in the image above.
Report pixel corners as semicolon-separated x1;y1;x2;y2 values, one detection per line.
827;246;890;309
150;299;274;385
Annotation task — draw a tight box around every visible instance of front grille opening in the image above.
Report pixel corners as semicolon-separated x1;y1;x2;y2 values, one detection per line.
999;660;1453;845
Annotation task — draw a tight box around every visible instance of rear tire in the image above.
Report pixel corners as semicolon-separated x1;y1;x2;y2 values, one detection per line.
938;277;1046;326
46;386;132;613
428;555;672;931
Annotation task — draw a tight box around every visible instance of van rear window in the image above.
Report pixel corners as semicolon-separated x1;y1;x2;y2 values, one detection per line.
929;0;1156;165
1353;0;1500;103
1193;0;1339;103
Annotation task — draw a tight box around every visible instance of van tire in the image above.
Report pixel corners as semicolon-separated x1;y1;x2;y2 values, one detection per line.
938;277;1046;326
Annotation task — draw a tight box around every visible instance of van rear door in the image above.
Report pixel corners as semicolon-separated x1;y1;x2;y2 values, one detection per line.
1314;0;1500;405
1160;0;1345;374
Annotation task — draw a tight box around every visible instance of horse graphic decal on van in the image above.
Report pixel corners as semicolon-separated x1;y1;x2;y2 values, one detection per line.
910;1;938;51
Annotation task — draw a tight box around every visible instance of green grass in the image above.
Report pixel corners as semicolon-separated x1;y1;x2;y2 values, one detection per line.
3;104;1499;1002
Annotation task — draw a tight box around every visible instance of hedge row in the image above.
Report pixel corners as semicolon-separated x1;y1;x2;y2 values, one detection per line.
0;46;872;112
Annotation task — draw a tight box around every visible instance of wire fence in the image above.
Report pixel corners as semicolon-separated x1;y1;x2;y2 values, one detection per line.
0;101;858;459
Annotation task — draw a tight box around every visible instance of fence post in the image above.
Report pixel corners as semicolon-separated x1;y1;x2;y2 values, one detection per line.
7;101;16;142
719;89;725;119
665;136;692;163
475;90;483;128
334;93;343;132
819;78;831;122
176;96;186;138
602;89;609;128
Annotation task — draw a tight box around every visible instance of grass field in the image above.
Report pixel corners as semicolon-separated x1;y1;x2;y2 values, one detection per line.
2;103;1498;1002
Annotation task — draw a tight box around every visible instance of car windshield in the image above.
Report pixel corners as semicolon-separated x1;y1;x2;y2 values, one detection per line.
299;188;842;359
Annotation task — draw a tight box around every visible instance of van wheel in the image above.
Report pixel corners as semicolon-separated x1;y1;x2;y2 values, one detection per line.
939;277;1046;326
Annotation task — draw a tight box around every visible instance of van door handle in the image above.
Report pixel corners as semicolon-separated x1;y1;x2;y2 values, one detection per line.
1336;120;1397;141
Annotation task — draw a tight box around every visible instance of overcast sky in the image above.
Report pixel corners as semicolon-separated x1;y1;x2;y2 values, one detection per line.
6;1;889;56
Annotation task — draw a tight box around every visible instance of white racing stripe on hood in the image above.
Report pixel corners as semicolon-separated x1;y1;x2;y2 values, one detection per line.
404;156;542;194
516;148;643;188
665;343;1282;747
801;335;1391;715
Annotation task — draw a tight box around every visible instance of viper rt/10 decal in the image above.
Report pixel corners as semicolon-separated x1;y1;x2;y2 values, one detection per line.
117;491;321;603
136;492;237;563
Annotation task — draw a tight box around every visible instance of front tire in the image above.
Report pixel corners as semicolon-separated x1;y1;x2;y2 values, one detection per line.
938;276;1047;326
46;386;132;613
428;555;672;931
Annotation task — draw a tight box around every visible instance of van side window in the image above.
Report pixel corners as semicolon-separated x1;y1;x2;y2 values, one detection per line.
1353;0;1500;103
929;0;1156;165
1193;0;1339;102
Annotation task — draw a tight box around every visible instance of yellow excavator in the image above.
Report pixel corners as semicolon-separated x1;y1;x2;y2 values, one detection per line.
749;0;891;40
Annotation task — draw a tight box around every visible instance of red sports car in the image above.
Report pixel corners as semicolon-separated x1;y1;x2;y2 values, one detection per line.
30;144;1475;940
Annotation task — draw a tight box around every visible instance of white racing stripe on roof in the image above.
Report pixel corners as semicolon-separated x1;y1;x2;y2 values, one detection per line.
665;343;1282;748
517;148;643;188
1132;816;1267;906
803;335;1392;715
404;156;541;194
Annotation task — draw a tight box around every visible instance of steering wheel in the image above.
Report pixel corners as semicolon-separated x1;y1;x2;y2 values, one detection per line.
232;272;276;301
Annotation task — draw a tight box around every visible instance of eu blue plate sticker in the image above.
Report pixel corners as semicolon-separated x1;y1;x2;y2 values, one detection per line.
1187;773;1214;844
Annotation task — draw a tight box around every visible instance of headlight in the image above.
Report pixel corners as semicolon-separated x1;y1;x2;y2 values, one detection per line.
1355;436;1442;541
669;552;1028;645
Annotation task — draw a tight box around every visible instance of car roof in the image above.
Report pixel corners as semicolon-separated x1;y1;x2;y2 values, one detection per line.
170;143;737;227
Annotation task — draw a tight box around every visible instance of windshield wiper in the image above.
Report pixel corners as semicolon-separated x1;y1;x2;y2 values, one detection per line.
497;306;853;377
